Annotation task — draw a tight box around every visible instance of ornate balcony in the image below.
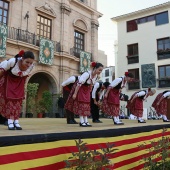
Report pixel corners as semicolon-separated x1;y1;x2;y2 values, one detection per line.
7;26;61;52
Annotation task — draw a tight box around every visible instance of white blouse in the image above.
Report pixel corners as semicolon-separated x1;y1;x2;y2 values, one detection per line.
61;75;80;87
163;91;170;98
110;76;126;88
0;57;34;77
78;70;97;85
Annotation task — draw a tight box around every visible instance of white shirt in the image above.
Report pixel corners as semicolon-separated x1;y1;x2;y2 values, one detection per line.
110;76;126;88
78;70;97;86
92;82;99;99
135;90;148;100
61;76;79;87
135;90;147;97
92;82;104;100
0;57;34;76
163;91;170;98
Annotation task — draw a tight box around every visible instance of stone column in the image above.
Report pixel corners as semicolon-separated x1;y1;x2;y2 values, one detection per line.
60;1;71;54
91;19;99;61
59;1;72;91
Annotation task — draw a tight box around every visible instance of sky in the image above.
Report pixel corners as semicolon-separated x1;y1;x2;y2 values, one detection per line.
97;0;170;66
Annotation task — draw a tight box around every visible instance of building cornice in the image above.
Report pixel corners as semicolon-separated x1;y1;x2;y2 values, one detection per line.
111;2;170;21
69;0;103;18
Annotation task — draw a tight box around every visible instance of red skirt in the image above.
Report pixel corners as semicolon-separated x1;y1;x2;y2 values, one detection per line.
0;70;27;119
101;88;120;116
126;93;143;117
152;93;167;115
64;82;91;116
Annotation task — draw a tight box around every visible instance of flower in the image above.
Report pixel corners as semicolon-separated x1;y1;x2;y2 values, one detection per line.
91;62;96;67
125;72;129;76
18;50;25;57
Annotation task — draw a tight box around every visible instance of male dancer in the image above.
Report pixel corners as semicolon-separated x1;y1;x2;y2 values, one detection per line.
91;81;110;123
62;76;79;124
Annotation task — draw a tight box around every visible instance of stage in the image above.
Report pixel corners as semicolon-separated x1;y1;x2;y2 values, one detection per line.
0;118;170;170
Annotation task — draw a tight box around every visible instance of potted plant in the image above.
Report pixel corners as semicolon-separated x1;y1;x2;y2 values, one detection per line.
26;83;39;118
35;102;43;118
39;90;52;117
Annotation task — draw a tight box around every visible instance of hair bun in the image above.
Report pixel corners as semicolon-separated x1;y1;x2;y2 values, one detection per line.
18;50;25;57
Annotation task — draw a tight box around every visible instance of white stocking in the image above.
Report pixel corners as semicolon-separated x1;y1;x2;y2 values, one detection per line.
80;116;84;123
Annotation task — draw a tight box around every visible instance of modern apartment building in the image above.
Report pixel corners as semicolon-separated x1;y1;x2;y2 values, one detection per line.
112;2;170;115
100;66;115;83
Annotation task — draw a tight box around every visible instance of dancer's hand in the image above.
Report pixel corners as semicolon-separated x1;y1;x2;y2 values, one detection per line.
94;101;98;105
104;93;108;98
72;93;76;100
98;101;102;108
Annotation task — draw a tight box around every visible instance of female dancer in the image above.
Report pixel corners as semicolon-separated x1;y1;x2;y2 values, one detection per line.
65;62;103;127
127;88;156;123
152;91;170;122
0;50;35;130
102;72;134;125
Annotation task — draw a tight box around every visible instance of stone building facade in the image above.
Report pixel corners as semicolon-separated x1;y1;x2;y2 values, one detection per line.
0;0;102;117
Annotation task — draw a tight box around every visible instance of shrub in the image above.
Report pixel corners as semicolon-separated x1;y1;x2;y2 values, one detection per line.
64;139;118;170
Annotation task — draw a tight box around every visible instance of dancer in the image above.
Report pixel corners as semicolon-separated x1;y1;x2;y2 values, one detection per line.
62;75;79;124
102;72;134;125
0;50;35;130
152;90;170;122
65;62;103;127
127;88;156;123
91;81;110;123
120;93;129;101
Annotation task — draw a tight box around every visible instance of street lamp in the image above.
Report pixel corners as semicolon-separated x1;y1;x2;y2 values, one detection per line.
24;11;29;31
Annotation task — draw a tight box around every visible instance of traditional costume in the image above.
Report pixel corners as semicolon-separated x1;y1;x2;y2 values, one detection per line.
127;88;156;123
0;56;34;129
65;71;97;127
91;81;110;123
62;75;79;124
102;76;126;125
152;91;170;122
91;82;104;123
126;90;148;123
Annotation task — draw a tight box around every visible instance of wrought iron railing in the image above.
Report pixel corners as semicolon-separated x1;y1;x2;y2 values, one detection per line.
7;26;61;52
127;55;139;64
70;47;92;59
157;78;170;88
70;47;81;58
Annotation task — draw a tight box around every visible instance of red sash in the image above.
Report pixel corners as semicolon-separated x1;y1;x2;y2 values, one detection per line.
6;74;27;99
77;85;91;103
107;88;120;104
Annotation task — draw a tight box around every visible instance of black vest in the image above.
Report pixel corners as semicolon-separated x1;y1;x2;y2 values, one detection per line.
114;77;123;89
163;90;170;98
66;76;79;90
96;82;103;101
163;90;170;94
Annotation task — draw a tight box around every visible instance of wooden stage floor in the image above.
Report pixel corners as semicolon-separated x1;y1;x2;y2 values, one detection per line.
0;118;168;137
